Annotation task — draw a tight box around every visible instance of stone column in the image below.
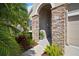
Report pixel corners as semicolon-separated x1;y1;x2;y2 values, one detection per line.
32;15;39;42
51;4;68;53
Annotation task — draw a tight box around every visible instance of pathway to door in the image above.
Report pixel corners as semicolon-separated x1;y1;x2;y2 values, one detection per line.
22;39;49;56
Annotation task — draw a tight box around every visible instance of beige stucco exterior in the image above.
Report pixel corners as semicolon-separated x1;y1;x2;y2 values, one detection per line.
30;3;64;16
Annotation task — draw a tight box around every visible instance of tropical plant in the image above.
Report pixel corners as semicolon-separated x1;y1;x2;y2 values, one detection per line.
0;3;29;35
45;43;63;56
0;25;21;56
0;3;29;55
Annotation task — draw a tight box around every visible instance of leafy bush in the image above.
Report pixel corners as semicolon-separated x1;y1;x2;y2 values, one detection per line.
45;43;63;56
15;34;28;50
15;32;37;50
39;31;44;40
26;32;37;47
26;39;37;47
27;32;32;39
0;3;29;55
0;25;21;56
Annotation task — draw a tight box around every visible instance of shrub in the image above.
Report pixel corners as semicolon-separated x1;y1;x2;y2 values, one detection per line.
15;34;28;50
0;3;29;55
26;39;37;47
45;43;63;56
39;31;44;40
0;26;21;56
15;32;37;50
27;32;32;39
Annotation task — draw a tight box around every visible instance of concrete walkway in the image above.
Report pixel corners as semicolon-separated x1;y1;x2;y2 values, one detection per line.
22;39;49;56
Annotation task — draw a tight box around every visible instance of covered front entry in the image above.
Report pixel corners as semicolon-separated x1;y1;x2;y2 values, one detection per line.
32;4;67;50
39;3;52;44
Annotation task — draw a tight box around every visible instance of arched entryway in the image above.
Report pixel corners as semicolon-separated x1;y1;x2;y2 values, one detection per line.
38;3;52;44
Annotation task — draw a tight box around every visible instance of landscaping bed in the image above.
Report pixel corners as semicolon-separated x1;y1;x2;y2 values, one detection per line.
22;40;38;51
15;32;38;52
41;43;63;56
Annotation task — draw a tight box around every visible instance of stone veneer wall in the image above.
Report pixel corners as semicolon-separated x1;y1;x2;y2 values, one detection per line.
32;15;39;42
51;4;67;53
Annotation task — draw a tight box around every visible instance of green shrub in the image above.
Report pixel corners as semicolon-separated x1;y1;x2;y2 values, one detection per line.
0;3;29;55
27;32;32;39
45;43;63;56
0;26;22;56
15;31;37;50
39;31;44;40
26;39;37;46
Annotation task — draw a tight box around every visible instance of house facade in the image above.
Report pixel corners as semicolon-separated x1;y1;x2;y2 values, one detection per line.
30;3;79;55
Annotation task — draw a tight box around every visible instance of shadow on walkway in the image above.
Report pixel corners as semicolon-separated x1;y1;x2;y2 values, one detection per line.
22;49;36;56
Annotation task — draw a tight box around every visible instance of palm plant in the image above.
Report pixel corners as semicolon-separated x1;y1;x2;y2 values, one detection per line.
0;3;29;55
0;3;29;35
0;25;21;56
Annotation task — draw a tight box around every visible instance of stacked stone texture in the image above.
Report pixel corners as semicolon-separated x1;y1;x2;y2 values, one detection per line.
51;5;67;53
32;15;39;42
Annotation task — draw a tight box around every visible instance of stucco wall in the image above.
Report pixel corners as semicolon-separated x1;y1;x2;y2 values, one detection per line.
30;3;64;16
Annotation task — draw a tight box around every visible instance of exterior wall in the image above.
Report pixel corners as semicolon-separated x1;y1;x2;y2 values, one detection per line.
31;3;65;42
31;3;56;16
32;3;67;50
32;15;39;42
31;3;79;56
51;4;67;53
